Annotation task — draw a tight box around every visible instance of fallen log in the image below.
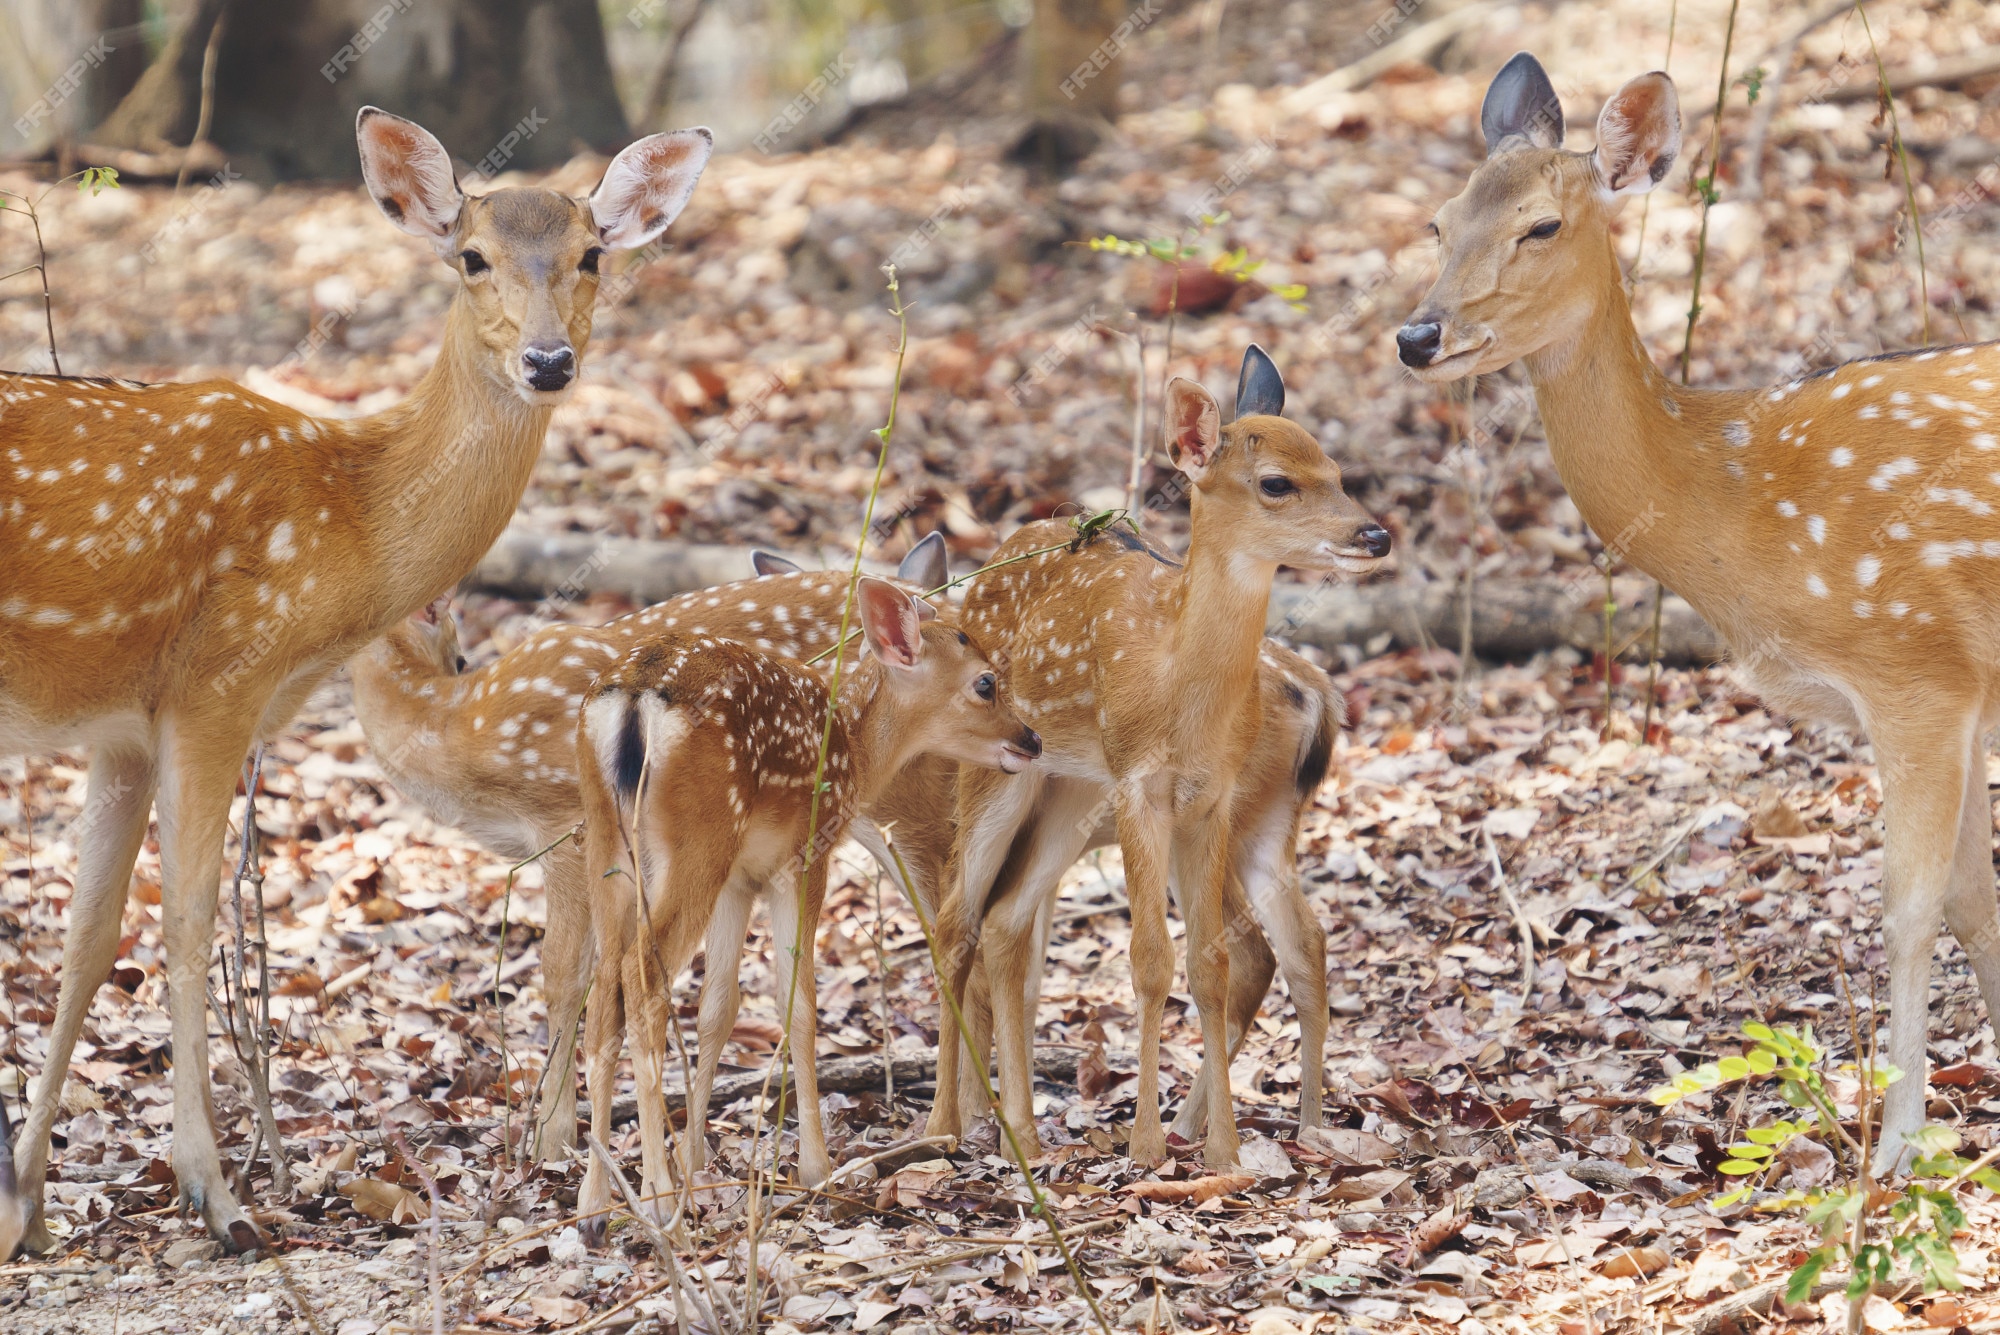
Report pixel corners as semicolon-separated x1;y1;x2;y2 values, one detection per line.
469;527;1729;665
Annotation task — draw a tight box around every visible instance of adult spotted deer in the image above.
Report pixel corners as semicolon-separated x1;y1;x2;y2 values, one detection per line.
575;580;1040;1227
0;108;711;1251
349;539;950;1161
1398;52;2000;1165
929;347;1390;1167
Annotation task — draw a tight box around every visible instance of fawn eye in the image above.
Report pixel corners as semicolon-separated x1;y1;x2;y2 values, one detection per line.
460;249;489;275
974;673;996;701
579;247;603;275
1259;476;1297;498
1524;219;1561;241
454;655;467;673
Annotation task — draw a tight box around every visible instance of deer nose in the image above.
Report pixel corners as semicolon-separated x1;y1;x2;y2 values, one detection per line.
1016;728;1042;759
523;343;575;390
1396;322;1442;368
1358;524;1393;558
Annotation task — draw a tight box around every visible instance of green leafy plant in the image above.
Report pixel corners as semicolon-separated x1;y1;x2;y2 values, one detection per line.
1651;1022;1998;1309
1;166;121;375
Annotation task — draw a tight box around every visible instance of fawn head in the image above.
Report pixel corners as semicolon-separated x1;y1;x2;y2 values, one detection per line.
356;596;465;687
1165;346;1390;574
856;577;1041;774
1397;53;1680;381
357;108;712;402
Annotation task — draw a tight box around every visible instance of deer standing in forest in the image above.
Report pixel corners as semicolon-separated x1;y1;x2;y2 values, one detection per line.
1398;52;2000;1166
0;108;710;1251
573;580;1041;1226
927;347;1390;1167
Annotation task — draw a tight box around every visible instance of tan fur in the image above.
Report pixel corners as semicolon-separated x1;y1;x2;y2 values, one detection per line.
572;585;1039;1233
1405;57;2000;1165
928;375;1387;1168
0;109;709;1252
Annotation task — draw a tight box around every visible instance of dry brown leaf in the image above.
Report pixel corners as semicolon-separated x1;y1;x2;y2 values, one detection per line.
1598;1245;1669;1279
1124;1172;1256;1203
339;1176;424;1224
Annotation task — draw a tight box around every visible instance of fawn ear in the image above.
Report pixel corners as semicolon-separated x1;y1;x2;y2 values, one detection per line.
356;108;464;253
588;127;714;251
1594;72;1681;198
1482;52;1564;154
1234;344;1285;420
751;550;803;576
910;596;938;623
857;577;924;669
897;532;949;591
413;595;450;626
1163;377;1222;483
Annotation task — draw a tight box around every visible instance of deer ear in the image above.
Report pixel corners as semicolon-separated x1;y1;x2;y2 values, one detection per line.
1234;344;1285;420
588;127;714;251
413;595;450;626
897;532;949;591
1594;72;1681;197
857;577;923;669
1482;52;1565;154
752;550;803;576
356;108;464;253
1163;377;1222;483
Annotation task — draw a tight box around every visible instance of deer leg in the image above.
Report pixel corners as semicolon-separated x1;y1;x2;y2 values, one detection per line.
926;768;1040;1140
1171;800;1240;1170
577;889;629;1249
627;945;675;1224
983;781;1098;1157
1942;735;2000;1066
1116;784;1175;1165
12;747;155;1254
769;860;831;1185
680;876;756;1180
154;716;262;1251
1874;718;1975;1171
1170;871;1276;1142
533;838;591;1163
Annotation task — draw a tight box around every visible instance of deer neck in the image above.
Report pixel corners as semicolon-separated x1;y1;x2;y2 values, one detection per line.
1521;256;1754;604
825;660;898;815
350;645;462;759
1167;506;1275;755
355;300;555;614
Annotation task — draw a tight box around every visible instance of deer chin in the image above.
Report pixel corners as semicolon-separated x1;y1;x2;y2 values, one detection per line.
996;742;1037;774
1328;552;1388;575
1409;337;1500;383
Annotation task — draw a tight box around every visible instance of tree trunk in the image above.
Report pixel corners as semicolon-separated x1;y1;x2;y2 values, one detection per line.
85;0;631;180
2;0;148;158
1011;0;1133;173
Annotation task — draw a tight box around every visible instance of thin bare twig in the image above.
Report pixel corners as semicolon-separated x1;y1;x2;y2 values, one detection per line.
1482;828;1536;1010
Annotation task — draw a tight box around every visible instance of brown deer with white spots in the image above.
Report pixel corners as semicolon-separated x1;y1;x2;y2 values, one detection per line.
0;108;711;1252
348;539;950;1162
573;579;1041;1230
927;346;1391;1168
1398;52;2000;1167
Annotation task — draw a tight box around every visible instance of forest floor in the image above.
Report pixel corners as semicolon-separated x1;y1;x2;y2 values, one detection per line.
11;0;2000;1331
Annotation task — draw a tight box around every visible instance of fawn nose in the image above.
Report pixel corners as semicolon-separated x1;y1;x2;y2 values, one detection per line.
1396;322;1442;368
523;343;576;391
1358;525;1392;558
1016;728;1042;759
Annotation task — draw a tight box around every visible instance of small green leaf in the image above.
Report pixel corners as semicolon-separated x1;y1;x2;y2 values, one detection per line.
1716;1159;1765;1175
1785;1249;1831;1305
1726;1144;1774;1160
1747;1047;1779;1074
1716;1055;1751;1081
1712;1186;1751;1209
1742;1022;1776;1042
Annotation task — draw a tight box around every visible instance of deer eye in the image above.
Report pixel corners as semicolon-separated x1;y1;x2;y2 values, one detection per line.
974;673;996;701
460;249;489;275
1524;219;1561;241
1259;476;1297;498
579;247;603;275
454;655;467;673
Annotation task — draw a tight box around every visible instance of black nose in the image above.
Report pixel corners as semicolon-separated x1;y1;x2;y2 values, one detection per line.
1396;322;1442;369
1358;525;1392;558
1017;728;1042;759
523;343;575;390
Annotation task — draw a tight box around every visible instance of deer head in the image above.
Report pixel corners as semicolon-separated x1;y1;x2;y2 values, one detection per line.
1165;346;1391;573
356;108;712;402
1396;53;1681;380
855;577;1041;775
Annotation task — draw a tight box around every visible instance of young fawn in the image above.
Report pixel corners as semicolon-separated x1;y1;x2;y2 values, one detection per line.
574;580;1040;1227
350;540;949;1160
931;347;1390;1167
0;109;709;1251
1399;52;2000;1165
